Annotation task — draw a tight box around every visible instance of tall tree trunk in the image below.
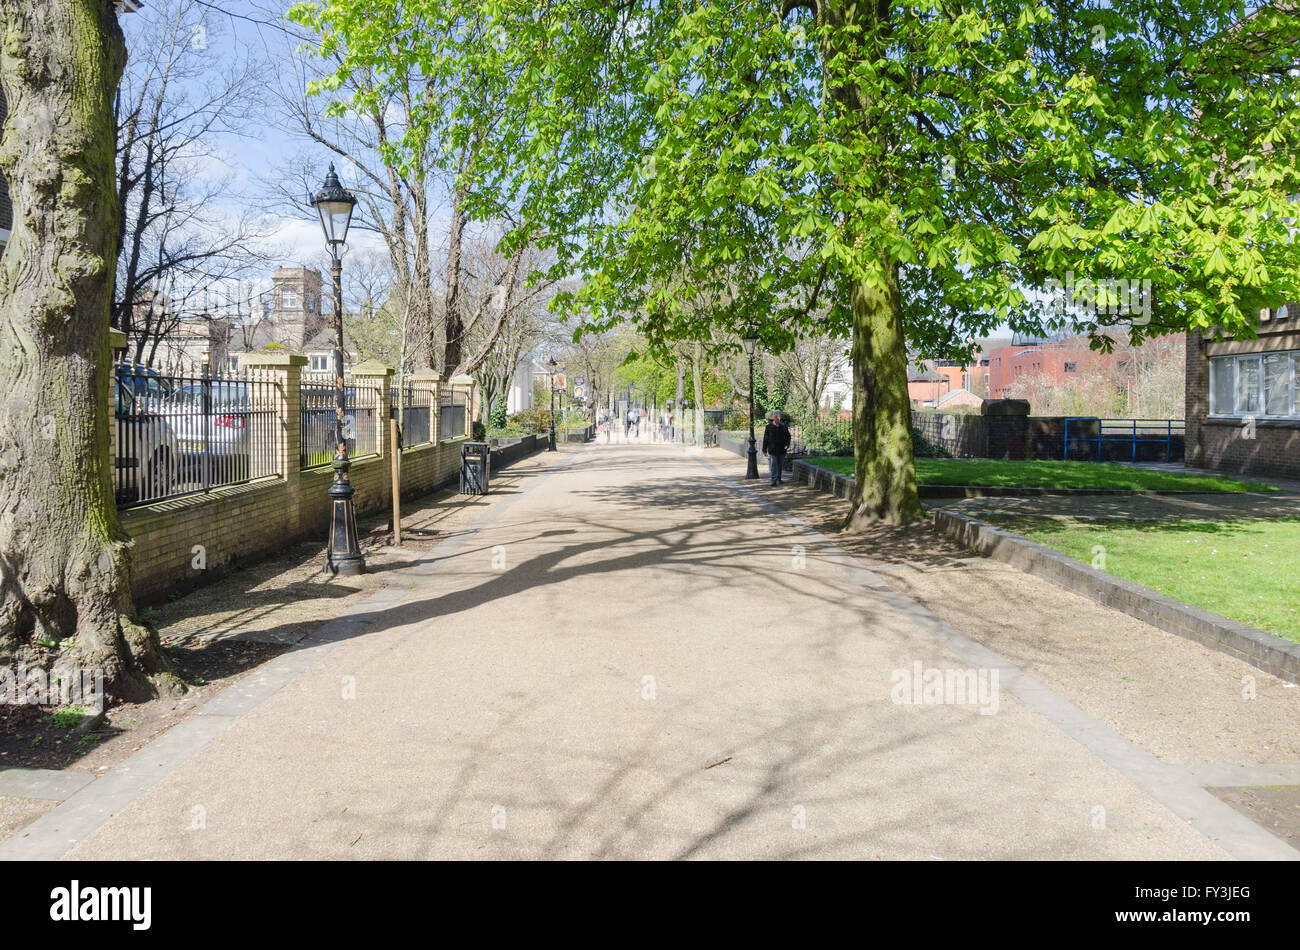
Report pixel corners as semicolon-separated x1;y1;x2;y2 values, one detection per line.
846;255;922;527
821;0;920;528
0;0;181;700
439;184;468;372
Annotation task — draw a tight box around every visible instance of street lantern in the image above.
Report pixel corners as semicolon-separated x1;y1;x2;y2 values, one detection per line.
313;164;356;247
547;357;558;451
311;164;364;575
742;333;760;479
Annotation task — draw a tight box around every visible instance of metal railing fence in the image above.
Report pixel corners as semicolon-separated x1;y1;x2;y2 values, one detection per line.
115;365;280;508
299;374;380;468
1063;417;1185;463
439;387;467;442
398;383;433;449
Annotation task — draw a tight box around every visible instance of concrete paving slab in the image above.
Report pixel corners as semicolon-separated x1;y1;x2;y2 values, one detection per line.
0;768;94;801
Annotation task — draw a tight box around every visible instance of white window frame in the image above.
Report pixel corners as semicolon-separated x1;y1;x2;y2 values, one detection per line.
1209;350;1300;420
309;354;330;372
281;289;299;309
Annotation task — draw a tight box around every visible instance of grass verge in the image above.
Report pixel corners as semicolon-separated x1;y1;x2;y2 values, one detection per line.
804;457;1278;493
983;515;1300;643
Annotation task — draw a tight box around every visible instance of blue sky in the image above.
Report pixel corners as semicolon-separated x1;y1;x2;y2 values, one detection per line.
120;0;395;293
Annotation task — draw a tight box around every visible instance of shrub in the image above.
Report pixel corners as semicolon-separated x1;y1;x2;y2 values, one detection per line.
723;410;751;431
507;405;553;433
798;416;854;456
472;419;486;441
488;397;508;429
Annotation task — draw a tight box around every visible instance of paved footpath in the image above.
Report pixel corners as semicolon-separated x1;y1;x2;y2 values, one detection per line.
4;442;1296;859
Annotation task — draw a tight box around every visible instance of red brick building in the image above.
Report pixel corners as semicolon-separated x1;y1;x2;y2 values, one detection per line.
987;336;1117;398
907;368;949;405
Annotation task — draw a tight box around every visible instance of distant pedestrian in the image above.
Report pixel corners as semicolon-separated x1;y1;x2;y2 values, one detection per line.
761;411;791;486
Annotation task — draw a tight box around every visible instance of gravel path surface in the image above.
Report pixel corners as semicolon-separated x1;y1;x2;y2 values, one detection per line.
8;442;1297;859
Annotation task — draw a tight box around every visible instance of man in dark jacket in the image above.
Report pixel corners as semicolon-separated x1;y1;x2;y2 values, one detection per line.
761;411;792;486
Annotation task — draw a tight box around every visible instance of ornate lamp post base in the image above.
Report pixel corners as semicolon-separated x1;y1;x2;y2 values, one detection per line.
326;458;365;576
746;436;760;479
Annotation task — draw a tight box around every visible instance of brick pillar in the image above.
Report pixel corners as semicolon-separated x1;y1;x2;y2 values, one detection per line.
980;398;1031;460
237;351;306;515
409;368;442;445
448;373;476;438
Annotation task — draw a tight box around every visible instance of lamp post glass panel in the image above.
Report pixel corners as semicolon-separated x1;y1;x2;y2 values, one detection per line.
742;334;759;479
311;164;365;574
547;357;557;451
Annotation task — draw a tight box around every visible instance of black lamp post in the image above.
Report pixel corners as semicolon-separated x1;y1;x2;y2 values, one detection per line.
547;357;557;451
311;164;364;575
742;333;760;479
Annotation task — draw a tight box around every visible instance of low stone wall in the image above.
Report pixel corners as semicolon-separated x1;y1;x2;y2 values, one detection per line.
718;431;809;474
123;437;469;603
490;433;547;469
719;431;765;458
791;459;854;499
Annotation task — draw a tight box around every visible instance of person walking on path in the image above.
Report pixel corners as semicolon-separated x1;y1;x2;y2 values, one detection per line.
761;411;792;486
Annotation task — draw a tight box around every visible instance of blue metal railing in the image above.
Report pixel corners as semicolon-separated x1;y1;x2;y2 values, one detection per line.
1063;417;1185;463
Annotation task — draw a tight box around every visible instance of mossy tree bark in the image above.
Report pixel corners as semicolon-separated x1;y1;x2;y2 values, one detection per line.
846;254;922;526
0;0;181;700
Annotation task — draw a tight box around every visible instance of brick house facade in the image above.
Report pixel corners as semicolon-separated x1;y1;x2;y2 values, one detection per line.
987;338;1117;398
1185;306;1300;480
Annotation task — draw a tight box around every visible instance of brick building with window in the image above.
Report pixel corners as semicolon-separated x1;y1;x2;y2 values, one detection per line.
1185;305;1300;480
987;334;1116;398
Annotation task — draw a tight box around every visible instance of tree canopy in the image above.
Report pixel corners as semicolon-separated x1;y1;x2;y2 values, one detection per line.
291;0;1300;522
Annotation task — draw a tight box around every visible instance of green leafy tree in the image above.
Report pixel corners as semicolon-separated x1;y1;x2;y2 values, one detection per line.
295;0;1300;525
758;366;792;416
613;352;677;404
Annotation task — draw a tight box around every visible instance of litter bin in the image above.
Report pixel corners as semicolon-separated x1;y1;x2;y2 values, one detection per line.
460;441;490;495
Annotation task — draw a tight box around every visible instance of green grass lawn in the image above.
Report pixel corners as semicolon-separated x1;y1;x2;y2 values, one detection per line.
984;516;1300;643
804;457;1277;493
